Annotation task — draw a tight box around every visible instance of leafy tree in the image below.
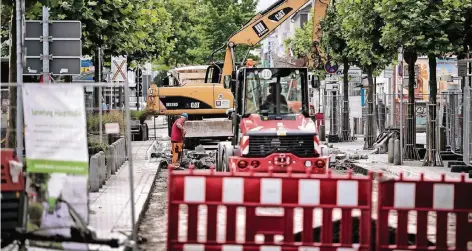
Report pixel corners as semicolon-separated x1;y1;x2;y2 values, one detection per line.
50;0;173;67
338;0;395;149
320;5;358;141
194;0;258;64
284;13;313;60
160;0;202;66
376;0;468;163
48;0;174;107
2;0;53;148
2;0;174;147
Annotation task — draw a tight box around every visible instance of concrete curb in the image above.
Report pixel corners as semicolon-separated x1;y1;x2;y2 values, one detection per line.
145;140;158;160
135;159;163;233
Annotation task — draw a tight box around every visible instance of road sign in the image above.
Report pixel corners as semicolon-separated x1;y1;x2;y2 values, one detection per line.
403;64;419;78
24;20;82;76
111;56;127;82
384;68;393;78
331;67;362;83
24;58;80;75
25;21;81;39
25;40;81;57
105;123;120;134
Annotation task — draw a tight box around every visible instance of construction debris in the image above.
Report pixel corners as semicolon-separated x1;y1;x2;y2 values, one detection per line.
150;141;216;169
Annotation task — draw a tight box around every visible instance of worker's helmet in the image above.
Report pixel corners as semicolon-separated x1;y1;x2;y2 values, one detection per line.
181;113;188;119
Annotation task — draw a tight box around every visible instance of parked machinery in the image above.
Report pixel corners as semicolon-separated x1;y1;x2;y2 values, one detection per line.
216;67;329;173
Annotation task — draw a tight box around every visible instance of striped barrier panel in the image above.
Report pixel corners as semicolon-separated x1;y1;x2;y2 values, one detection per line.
167;165;373;251
376;172;472;251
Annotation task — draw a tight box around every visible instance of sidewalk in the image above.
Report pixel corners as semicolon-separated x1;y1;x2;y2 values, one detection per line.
330;139;471;181
88;140;160;249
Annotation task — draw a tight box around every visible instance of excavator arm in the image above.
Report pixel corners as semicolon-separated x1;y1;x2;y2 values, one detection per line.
218;0;336;85
309;0;339;73
219;0;310;84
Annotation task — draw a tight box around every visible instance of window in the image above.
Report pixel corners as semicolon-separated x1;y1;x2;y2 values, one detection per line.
244;68;304;115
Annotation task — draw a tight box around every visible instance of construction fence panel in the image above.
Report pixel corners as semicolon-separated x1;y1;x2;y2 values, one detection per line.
167;167;374;251
324;93;344;138
463;85;472;166
376;173;472;251
439;91;463;154
0;81;137;250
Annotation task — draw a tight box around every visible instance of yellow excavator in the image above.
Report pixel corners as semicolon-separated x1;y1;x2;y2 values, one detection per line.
146;0;335;149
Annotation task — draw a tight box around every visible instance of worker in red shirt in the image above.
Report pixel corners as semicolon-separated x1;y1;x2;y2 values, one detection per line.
171;113;188;168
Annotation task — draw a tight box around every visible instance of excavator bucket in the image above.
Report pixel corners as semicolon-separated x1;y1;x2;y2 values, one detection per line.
185;119;233;138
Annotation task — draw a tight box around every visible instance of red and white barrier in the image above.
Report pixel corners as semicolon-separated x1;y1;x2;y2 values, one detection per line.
167;166;373;251
376;173;472;251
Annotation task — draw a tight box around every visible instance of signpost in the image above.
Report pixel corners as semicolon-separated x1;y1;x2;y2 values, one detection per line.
24;12;82;76
383;67;394;127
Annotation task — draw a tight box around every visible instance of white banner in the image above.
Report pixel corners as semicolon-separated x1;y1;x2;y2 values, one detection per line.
23;84;89;250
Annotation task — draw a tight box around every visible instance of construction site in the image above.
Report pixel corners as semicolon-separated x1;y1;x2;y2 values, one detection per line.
1;0;471;250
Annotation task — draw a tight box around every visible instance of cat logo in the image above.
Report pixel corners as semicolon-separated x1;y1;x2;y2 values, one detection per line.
218;94;223;100
252;21;269;38
268;7;293;22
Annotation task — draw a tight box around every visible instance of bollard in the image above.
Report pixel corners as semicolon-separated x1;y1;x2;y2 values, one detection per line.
120;139;125;164
120;139;124;165
125;138;129;160
112;142;117;171
89;155;100;192
119;139;124;165
388;138;394;163
118;139;123;166
394;139;401;165
108;144;116;175
141;124;148;141
115;140;121;167
319;124;326;142
96;152;107;188
105;147;112;179
114;142;120;171
98;151;106;185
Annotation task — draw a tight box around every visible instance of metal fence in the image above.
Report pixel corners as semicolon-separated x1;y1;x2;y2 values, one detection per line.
463;84;472;167
439;91;464;154
0;81;143;250
324;93;344;140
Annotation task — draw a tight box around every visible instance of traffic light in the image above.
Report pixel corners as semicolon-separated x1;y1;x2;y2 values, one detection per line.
138;82;143;97
135;68;143;84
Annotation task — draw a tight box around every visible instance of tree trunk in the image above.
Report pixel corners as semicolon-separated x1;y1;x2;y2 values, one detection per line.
423;54;442;166
342;58;350;141
403;50;419;160
5;7;17;149
364;66;375;149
